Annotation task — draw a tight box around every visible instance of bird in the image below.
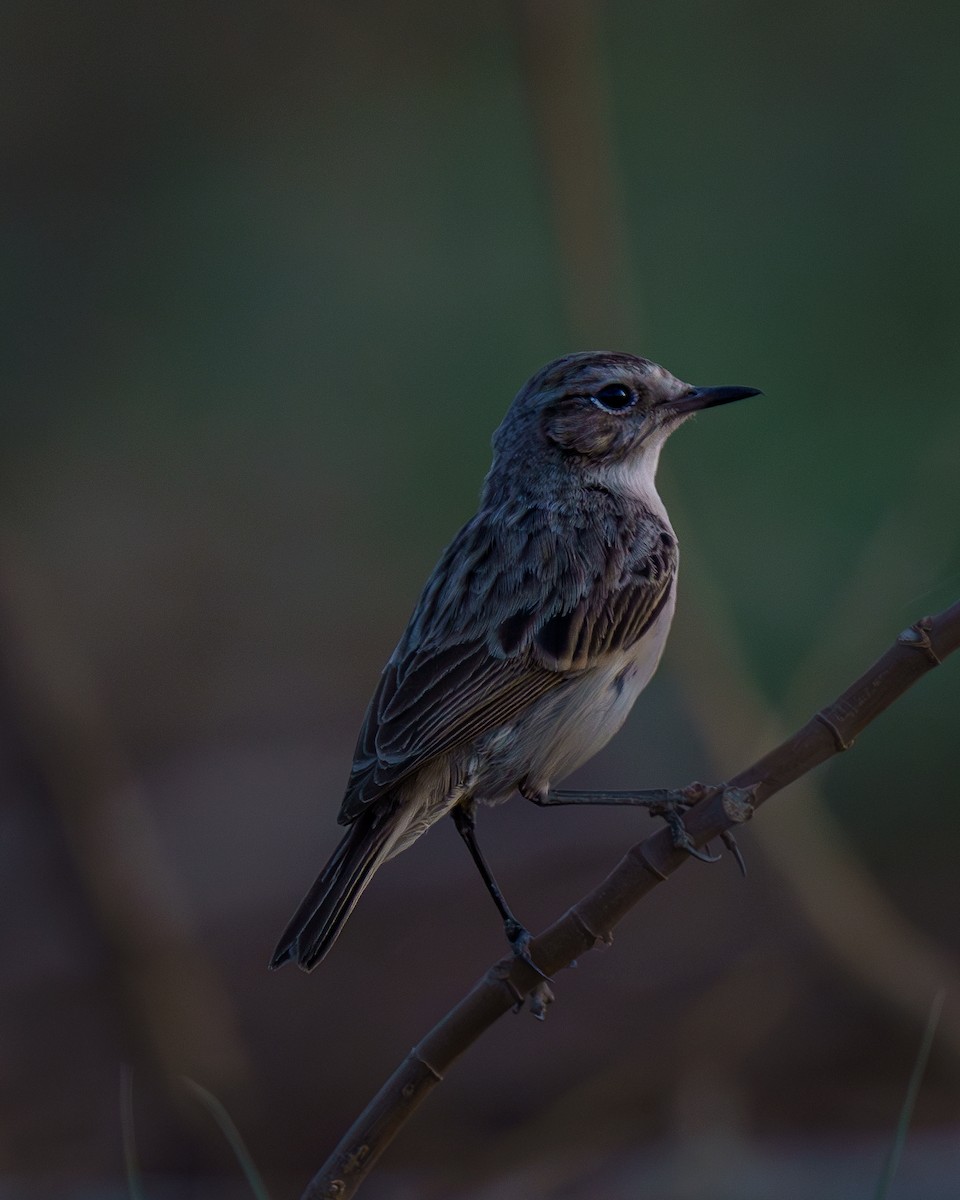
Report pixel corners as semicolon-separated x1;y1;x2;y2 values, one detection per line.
271;351;760;972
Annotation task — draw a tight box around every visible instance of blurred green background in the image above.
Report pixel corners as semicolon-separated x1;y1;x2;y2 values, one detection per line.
3;1;960;1197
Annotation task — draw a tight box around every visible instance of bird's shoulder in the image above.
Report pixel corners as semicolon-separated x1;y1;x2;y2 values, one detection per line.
405;489;675;653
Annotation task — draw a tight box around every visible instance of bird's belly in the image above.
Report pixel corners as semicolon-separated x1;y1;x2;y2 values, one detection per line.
473;590;676;802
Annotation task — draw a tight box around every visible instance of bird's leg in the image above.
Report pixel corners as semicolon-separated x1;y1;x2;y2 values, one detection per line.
450;801;550;980
523;781;725;866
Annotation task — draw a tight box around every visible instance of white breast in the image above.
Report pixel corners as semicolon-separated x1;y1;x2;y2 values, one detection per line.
494;580;678;796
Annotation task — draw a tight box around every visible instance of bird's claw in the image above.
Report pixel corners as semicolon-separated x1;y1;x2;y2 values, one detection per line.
652;785;749;873
648;791;722;864
721;829;748;876
671;825;722;863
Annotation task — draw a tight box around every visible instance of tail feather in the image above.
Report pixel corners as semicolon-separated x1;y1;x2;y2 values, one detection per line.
270;808;394;971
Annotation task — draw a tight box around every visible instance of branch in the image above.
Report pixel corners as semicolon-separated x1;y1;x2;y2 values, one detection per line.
301;600;960;1200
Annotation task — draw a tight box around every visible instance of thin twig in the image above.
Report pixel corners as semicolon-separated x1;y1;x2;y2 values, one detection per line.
301;598;960;1200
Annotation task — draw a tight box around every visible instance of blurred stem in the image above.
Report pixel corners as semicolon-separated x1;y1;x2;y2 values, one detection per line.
514;0;638;348
184;1078;272;1200
875;988;946;1200
0;539;252;1102
671;561;960;1058
782;409;960;715
121;1067;146;1200
669;404;960;1060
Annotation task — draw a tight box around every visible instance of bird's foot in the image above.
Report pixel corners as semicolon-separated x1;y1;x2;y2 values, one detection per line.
505;918;551;982
532;779;750;872
643;782;722;864
646;782;750;873
499;920;555;1019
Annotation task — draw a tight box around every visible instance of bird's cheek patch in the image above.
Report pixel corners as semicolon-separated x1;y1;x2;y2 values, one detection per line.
541;403;625;458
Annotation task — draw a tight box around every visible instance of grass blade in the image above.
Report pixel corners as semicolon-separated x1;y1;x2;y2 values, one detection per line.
183;1077;271;1200
874;988;946;1200
120;1066;146;1200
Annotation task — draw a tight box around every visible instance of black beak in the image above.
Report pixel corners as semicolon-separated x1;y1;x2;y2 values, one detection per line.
665;384;762;418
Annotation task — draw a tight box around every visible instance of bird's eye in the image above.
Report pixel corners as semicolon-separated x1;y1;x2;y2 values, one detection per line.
591;383;637;412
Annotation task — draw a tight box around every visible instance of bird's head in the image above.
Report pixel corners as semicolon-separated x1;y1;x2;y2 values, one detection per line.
487;351;760;501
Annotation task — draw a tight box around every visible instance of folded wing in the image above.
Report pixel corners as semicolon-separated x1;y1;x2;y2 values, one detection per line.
339;503;676;823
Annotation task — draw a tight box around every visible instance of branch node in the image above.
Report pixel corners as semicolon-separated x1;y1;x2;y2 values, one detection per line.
528;980;555;1020
570;907;613;948
490;961;527;1010
635;843;669;881
408;1051;446;1089
324;1142;372;1196
408;1047;444;1083
814;710;855;751
721;786;756;824
898;616;942;665
680;780;718;805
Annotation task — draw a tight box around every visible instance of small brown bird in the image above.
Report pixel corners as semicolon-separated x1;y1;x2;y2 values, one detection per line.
271;352;759;972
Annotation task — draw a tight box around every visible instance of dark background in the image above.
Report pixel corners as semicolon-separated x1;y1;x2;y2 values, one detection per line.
3;1;960;1196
